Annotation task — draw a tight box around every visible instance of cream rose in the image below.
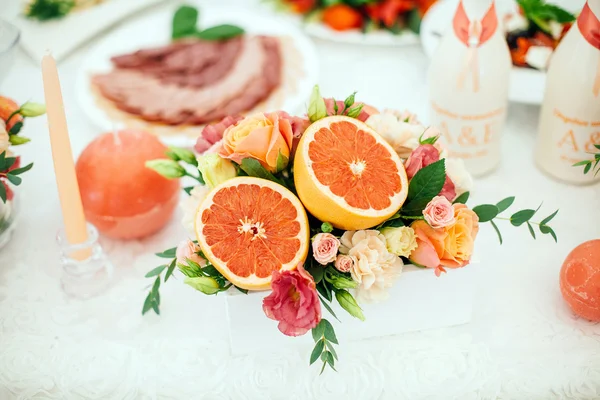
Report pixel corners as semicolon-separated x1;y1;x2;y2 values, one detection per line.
445;158;473;198
339;230;403;302
312;233;340;265
197;153;237;189
366;112;422;158
379;226;418;257
181;185;211;235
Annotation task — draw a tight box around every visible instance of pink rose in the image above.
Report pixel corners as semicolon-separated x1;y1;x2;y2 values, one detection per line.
195;115;243;154
263;265;321;337
404;145;457;201
312;233;340;265
176;239;206;267
423;196;456;229
324;98;379;122
334;254;354;273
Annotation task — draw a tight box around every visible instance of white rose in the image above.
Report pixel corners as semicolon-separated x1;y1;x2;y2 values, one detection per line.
379;226;418;257
339;230;403;303
0;120;9;154
181;185;211;235
445;158;473;197
366;112;423;158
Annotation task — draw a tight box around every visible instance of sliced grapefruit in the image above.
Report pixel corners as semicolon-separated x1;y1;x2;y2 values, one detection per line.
195;177;309;290
294;115;408;230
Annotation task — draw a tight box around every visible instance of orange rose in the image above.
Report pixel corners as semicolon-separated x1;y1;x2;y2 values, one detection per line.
220;112;294;173
410;204;479;276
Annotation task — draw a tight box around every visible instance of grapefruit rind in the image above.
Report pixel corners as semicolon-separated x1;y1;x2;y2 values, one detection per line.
194;176;310;290
294;115;408;230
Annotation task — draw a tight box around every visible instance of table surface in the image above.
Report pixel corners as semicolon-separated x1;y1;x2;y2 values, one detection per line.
1;1;599;399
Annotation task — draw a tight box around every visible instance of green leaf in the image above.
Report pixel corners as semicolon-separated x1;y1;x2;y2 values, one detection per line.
343;91;356;111
419;132;439;145
168;147;197;166
151;276;161;297
453;191;470;204
308;85;327;123
164;259;176;282
235;286;248;294
321;319;338;344
9;135;30;145
333;100;339;114
536;4;576;23
326;269;357;290
527;221;536;239
496;196;515;213
490;220;503;245
0;151;5;169
584;163;592;174
472;204;499;223
321;222;333;233
510;209;536;227
335;290;365;321
317;280;333;301
319;360;327;375
239;158;284;186
540;209;558;226
406;8;422;34
310;340;325;365
183;186;195;195
326;341;338;360
346;104;364;119
146;159;186;179
319;295;340;321
151;301;160;315
196;24;245;40
5;174;21;186
0;182;6;203
142;292;154;315
308;265;324;284
275;151;289;173
595;144;600;150
172;5;198;39
25;0;76;20
540;225;558;242
9;162;34;176
325;351;336;370
403;159;446;215
573;160;590;167
8;121;23;135
156;247;177;258
145;265;166;278
312;320;326;342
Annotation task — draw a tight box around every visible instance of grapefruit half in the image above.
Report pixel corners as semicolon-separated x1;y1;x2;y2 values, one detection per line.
195;177;309;290
294;115;408;230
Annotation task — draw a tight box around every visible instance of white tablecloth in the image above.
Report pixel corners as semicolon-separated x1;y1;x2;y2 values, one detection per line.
1;0;599;399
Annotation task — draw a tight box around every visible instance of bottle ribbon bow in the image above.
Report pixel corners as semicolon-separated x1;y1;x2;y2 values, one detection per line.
453;1;498;92
578;2;600;97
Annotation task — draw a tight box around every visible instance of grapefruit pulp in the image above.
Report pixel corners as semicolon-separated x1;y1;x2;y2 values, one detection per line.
294;115;408;230
195;177;309;290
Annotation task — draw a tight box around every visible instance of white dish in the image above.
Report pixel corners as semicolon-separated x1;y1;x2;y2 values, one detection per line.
76;4;319;148
305;21;419;46
420;0;584;105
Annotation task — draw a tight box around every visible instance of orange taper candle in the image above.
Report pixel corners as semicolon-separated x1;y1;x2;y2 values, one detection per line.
42;54;90;260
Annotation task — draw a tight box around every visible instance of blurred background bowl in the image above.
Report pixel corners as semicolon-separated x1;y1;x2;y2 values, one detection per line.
0;19;21;86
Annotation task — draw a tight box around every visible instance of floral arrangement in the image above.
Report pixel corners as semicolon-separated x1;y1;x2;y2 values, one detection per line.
504;0;575;70
275;0;436;34
143;86;558;372
25;0;106;21
573;144;600;177
0;96;46;204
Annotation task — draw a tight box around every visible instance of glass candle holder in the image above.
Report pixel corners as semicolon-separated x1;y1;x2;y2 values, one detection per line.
56;223;113;299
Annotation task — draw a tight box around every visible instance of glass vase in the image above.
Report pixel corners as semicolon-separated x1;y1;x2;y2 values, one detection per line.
0;182;18;250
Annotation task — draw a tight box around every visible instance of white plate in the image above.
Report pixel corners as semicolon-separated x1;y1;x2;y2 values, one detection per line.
305;21;419;46
76;4;319;148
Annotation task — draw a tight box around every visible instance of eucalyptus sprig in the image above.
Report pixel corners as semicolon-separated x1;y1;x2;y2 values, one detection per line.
0;152;34;203
146;146;205;194
310;319;339;374
172;5;245;41
573;144;600;177
471;196;558;243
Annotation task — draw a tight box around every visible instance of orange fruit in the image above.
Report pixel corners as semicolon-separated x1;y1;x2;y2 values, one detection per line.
195;177;309;290
294;115;408;230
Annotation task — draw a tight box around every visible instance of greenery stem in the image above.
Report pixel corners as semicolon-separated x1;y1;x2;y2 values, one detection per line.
185;170;204;183
400;215;425;220
495;217;540;226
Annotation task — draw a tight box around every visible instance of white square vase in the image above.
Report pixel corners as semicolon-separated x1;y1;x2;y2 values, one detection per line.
224;265;475;356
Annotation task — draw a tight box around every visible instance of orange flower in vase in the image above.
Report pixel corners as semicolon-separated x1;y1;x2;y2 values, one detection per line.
286;0;316;13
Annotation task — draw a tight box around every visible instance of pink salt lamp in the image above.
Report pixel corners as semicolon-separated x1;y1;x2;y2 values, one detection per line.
560;239;600;322
76;130;180;240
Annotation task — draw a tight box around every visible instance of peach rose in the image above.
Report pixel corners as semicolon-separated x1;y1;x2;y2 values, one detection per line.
410;204;479;276
176;239;206;267
334;254;354;273
220;112;294;173
312;233;340;265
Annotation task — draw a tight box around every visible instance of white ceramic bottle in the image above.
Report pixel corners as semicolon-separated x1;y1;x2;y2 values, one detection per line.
428;0;511;177
535;0;600;185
